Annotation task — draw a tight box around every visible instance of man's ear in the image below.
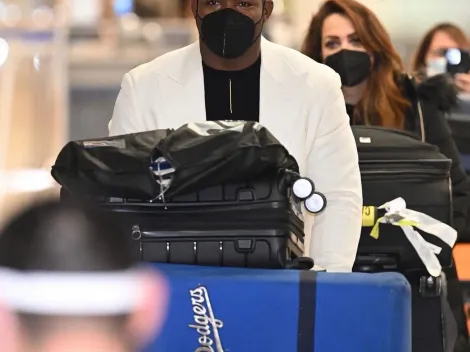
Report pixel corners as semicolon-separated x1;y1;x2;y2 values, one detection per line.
264;0;274;21
126;269;169;349
0;302;20;352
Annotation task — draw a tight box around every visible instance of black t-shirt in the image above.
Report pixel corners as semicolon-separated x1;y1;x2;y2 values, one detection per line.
203;57;261;122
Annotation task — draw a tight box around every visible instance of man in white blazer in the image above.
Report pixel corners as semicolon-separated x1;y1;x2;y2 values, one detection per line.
109;0;362;272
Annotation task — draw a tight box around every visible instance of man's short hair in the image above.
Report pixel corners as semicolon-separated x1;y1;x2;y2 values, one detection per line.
0;200;133;271
0;199;135;341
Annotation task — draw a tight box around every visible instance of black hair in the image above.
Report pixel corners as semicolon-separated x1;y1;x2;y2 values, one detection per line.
0;199;133;271
0;199;135;345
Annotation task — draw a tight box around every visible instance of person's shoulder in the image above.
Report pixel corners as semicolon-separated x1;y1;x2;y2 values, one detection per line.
396;73;451;139
266;41;341;88
126;43;198;83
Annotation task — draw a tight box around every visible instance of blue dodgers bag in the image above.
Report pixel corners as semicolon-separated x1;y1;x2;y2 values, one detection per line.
146;264;412;352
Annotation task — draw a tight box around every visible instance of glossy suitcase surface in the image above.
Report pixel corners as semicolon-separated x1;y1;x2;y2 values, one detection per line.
89;175;304;269
145;264;412;352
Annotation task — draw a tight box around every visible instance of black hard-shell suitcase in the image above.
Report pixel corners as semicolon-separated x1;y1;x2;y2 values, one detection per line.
65;173;305;269
55;122;314;270
351;126;454;352
352;126;453;271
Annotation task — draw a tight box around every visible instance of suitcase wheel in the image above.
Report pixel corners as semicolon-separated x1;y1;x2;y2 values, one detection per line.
293;178;314;200
305;192;327;214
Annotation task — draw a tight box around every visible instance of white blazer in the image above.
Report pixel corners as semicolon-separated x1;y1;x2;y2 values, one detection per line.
109;38;363;272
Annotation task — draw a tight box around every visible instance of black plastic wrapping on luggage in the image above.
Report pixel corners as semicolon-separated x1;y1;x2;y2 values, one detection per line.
51;121;299;200
159;122;298;197
51;129;172;199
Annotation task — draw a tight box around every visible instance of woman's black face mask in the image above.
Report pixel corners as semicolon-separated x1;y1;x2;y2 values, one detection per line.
325;49;371;87
197;5;265;59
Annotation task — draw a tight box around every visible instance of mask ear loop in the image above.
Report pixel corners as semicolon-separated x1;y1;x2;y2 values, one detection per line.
195;1;205;40
251;0;266;44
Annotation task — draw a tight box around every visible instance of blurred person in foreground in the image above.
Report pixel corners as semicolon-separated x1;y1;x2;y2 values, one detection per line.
301;1;470;351
412;23;470;96
0;200;168;352
109;0;363;273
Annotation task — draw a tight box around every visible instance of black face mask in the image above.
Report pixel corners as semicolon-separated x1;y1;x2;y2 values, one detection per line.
197;7;264;59
325;50;371;87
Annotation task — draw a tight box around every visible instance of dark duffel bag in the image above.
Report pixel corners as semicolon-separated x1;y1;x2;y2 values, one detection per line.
351;126;455;352
52;121;298;200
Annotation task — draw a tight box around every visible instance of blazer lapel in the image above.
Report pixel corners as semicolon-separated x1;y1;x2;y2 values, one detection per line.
259;38;303;146
162;38;301;131
163;43;206;127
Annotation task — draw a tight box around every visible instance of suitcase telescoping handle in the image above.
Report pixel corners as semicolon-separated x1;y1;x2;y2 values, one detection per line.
279;169;327;214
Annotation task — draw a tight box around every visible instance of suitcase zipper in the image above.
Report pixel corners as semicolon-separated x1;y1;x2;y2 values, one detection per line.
130;217;304;241
361;168;448;178
133;218;304;233
359;159;451;172
358;144;436;152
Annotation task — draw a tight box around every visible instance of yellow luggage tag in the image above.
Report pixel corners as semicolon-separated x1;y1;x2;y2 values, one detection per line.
370;213;419;240
362;206;376;227
368;197;456;277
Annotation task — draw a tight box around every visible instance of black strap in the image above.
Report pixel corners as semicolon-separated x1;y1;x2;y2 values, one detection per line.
297;270;317;352
402;73;425;141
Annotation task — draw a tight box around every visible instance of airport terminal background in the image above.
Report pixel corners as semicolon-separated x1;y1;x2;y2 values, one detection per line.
0;0;469;350
0;0;468;283
0;0;469;222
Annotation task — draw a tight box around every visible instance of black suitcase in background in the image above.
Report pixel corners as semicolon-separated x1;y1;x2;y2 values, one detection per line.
64;173;305;269
351;126;454;352
353;126;453;270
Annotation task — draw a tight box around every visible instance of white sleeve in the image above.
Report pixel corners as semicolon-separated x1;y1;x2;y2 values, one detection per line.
306;73;362;273
108;73;144;136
